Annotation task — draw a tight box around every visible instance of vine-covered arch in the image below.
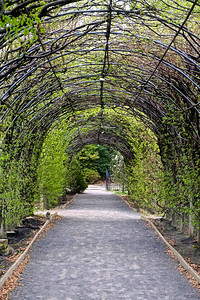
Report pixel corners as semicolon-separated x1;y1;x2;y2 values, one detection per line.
0;0;200;231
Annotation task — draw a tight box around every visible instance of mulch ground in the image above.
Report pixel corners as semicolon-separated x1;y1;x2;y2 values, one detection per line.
150;217;200;290
119;194;200;290
0;216;46;278
0;193;75;300
121;194;200;270
1;192;200;297
151;218;200;268
0;214;62;300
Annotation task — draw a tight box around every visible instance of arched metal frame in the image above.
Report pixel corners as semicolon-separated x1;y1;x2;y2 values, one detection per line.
0;0;200;157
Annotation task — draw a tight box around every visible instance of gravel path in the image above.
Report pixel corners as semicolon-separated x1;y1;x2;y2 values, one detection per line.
9;186;200;300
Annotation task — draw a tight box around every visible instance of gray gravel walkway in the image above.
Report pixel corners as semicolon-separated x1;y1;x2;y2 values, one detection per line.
9;186;200;300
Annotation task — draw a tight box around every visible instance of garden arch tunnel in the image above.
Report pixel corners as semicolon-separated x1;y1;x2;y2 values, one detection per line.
0;0;200;229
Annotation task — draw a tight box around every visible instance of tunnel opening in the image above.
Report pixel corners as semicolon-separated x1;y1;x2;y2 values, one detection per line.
36;112;161;212
0;0;200;240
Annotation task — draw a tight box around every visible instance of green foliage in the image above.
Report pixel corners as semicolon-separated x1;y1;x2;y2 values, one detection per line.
156;108;200;226
77;145;99;170
37;125;68;209
65;158;88;193
37;122;88;208
0;156;37;227
158;152;200;226
95;145;113;178
126;129;162;212
77;144;113;179
83;168;100;184
0;0;200;238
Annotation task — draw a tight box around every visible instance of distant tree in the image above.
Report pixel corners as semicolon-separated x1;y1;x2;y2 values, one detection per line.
76;144;114;179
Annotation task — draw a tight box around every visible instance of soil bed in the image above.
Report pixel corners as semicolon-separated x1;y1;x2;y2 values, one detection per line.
119;193;200;284
0;193;75;280
0;216;46;279
152;218;200;274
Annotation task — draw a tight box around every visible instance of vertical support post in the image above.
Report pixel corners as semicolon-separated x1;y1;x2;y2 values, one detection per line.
122;162;125;193
197;226;200;243
179;213;185;232
188;200;194;236
197;213;200;243
106;168;109;190
0;212;7;239
0;222;7;239
172;213;176;228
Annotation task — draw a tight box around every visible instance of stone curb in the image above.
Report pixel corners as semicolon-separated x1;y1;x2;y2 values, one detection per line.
116;193;200;284
141;215;200;283
0;193;78;291
0;213;57;290
60;193;78;209
115;193;137;212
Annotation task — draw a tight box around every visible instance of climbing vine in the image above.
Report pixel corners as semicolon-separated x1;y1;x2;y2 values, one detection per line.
0;0;200;240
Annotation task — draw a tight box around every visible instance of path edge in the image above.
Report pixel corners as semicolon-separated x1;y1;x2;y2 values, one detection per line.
0;193;78;290
0;213;57;290
141;215;200;283
61;193;78;209
116;192;200;283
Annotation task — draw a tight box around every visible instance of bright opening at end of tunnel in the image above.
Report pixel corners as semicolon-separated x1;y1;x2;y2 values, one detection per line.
0;0;200;253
